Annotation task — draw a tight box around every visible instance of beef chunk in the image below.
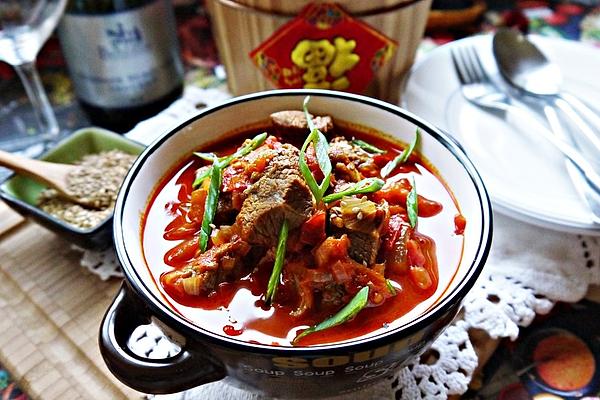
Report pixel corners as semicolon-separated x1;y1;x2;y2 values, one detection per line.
214;193;237;226
216;145;277;225
347;231;380;266
270;110;333;134
329;197;387;265
164;238;251;295
235;144;313;246
328;137;379;181
191;239;250;290
328;137;370;164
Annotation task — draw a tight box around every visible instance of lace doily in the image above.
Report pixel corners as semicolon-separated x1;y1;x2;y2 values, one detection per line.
76;246;123;281
77;87;600;399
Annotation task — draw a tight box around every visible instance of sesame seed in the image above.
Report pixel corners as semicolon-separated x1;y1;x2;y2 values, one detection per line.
38;150;136;229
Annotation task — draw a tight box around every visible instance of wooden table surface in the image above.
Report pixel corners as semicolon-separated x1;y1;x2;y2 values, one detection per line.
0;203;142;399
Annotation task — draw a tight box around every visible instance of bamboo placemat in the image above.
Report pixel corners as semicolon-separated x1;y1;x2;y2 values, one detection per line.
0;201;25;236
0;222;142;400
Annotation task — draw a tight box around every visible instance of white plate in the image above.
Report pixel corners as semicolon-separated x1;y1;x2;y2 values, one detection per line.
403;34;600;235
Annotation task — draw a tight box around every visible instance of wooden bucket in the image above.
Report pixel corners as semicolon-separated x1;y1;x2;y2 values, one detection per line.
206;0;433;104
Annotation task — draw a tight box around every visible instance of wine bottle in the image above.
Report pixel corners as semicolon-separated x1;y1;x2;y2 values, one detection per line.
58;0;184;132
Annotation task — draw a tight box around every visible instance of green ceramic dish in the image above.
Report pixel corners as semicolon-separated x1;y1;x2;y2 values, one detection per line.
0;127;145;249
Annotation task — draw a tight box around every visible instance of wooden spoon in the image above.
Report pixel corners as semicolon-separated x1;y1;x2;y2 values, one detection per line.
0;149;96;208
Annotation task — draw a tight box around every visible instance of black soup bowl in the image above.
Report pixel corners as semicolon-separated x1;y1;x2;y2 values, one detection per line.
100;90;492;398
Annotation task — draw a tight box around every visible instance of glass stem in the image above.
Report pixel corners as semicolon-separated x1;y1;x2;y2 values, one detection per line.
14;61;59;138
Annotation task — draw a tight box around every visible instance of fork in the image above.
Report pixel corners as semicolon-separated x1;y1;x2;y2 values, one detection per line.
451;44;600;204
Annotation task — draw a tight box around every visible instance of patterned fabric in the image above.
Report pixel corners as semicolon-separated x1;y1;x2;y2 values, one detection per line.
0;369;28;400
425;1;600;45
493;1;600;44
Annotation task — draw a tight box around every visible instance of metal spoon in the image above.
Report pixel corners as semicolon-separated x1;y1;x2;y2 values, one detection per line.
493;28;600;156
493;28;600;223
543;106;600;223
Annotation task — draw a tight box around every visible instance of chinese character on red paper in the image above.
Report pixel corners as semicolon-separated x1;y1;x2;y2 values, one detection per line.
250;3;397;94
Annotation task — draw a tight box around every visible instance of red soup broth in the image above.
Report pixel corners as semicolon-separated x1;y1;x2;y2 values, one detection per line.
141;122;464;346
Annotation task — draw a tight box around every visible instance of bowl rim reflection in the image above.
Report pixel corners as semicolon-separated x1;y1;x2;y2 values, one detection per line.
113;89;493;353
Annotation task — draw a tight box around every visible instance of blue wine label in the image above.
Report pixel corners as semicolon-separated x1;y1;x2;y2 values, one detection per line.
58;0;184;108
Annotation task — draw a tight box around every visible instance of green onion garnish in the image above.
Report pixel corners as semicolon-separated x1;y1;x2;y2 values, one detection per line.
220;132;268;167
299;97;332;204
386;279;397;295
407;177;418;228
195;132;268;250
381;129;420;178
199;164;222;252
293;285;369;345
265;219;289;304
322;177;385;203
303;96;317;133
352;139;385;154
192;133;267;189
193;152;218;162
192;166;213;188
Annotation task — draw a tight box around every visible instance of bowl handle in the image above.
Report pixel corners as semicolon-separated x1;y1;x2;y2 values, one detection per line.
99;283;226;394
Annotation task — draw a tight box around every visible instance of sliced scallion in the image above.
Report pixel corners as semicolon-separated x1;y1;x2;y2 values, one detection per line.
352;139;385;154
386;279;397;296
322;177;384;203
192;132;267;189
193;152;218;162
293;285;369;344
381;129;420;178
303;96;317;132
265;219;289;304
407;177;418;228
194;133;269;251
199;164;222;252
299;97;332;204
220;132;267;167
192;166;213;188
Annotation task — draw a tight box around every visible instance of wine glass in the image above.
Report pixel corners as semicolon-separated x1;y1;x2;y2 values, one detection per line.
0;0;67;152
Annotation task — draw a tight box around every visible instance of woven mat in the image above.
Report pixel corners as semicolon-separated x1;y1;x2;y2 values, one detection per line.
0;202;24;237
0;222;142;400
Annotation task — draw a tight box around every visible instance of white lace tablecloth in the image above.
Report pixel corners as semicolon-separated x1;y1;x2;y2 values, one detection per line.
79;87;600;399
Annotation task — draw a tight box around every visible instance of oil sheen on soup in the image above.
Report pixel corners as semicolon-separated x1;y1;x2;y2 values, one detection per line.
142;110;465;347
